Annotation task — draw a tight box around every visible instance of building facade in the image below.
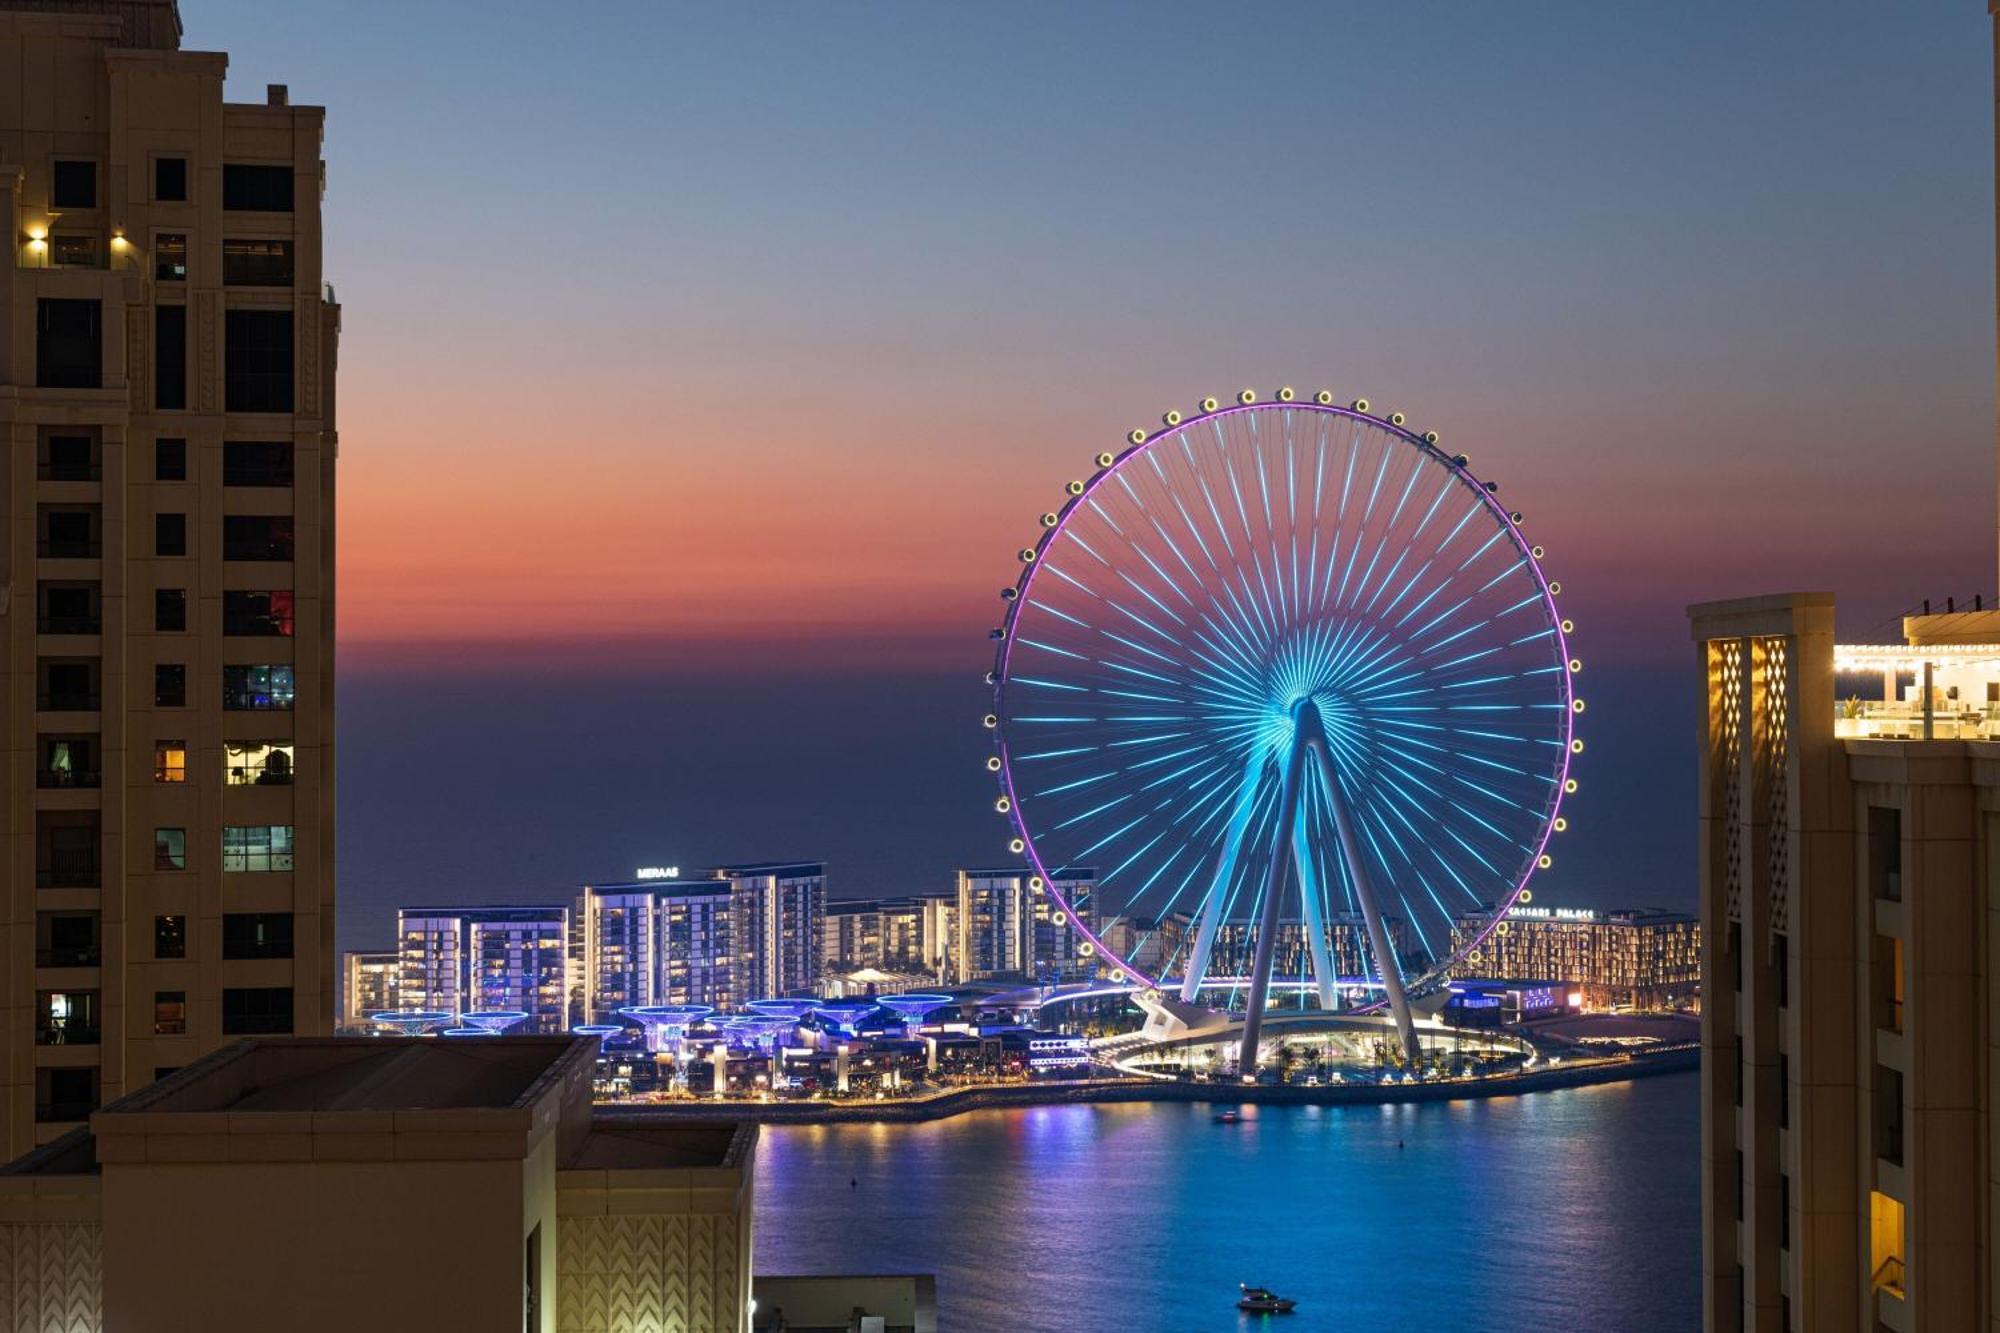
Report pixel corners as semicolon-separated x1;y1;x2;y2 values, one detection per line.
0;0;337;1151
1444;905;1700;1010
395;906;570;1033
1206;914;1414;988
336;947;394;1031
712;860;823;999
953;867;1096;984
821;894;948;979
1691;593;2000;1332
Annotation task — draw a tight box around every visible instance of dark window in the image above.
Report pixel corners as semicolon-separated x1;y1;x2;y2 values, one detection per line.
38;912;100;968
1869;807;1903;902
39;660;97;711
222;986;294;1035
223;515;293;562
36;299;101;389
223;913;294;960
51;160;96;209
156;438;187;481
155;233;187;282
154;914;186;959
154;588;186;632
222;239;294;287
35;1067;97;1124
222;164;293;212
155;304;186;410
224;309;293;412
38;582;99;634
153;991;186;1036
1773;934;1788;1008
154;156;187;202
40;508;97;558
222;665;295;711
51;234;100;268
223;590;295;636
1779;1173;1791;1249
224;440;293;487
36;813;99;888
154;663;186;708
156;512;187;558
44;435;95;481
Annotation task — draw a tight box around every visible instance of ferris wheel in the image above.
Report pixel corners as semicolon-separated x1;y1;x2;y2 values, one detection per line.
985;389;1579;1068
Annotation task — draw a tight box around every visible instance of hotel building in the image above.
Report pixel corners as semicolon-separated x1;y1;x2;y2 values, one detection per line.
396;906;571;1033
1207;914;1413;987
0;0;336;1151
1445;905;1700;1010
953;866;1096;984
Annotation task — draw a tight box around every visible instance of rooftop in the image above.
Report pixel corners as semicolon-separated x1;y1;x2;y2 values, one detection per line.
115;1036;584;1114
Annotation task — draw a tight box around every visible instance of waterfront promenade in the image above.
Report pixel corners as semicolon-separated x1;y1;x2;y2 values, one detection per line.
610;1045;1698;1124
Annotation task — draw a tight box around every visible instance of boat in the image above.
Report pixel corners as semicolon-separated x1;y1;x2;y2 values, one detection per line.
1237;1284;1296;1314
1213;1110;1242;1124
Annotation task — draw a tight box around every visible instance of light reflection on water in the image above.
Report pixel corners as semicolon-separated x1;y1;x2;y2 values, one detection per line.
754;1071;1697;1333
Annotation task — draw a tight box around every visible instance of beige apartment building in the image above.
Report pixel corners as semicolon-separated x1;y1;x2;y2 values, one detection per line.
1691;597;2000;1333
0;0;336;1152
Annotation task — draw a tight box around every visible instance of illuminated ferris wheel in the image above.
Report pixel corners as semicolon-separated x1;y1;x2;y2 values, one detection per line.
985;389;1580;1067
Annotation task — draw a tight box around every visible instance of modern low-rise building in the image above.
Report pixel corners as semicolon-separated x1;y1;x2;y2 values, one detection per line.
1445;904;1700;1010
0;0;339;1154
0;1035;756;1331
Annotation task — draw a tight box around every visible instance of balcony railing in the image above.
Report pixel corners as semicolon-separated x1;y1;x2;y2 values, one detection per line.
36;770;100;790
37;463;100;483
37;853;100;889
36;947;100;969
37;616;100;636
37;692;99;712
35;1022;99;1046
34;1101;95;1124
37;538;100;559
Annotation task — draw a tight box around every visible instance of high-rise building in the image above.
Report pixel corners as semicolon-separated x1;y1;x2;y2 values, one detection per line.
338;947;396;1030
821;895;939;977
1689;596;2000;1331
0;0;337;1150
577;874;752;1020
712;861;824;998
953;867;1096;983
1444;905;1700;1010
396;906;571;1033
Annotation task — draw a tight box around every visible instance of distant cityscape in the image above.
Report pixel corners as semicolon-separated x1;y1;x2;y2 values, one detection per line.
340;860;1700;1054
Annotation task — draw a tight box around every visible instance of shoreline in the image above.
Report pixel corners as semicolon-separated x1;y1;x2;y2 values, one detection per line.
600;1046;1699;1125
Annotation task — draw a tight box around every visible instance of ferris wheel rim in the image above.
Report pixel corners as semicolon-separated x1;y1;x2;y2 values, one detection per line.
988;397;1577;997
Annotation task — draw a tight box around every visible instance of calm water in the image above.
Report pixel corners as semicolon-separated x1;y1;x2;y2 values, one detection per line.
754;1071;1698;1333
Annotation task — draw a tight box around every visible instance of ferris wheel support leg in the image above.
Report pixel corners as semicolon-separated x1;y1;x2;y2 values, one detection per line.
1310;739;1422;1066
1237;724;1310;1075
1290;815;1341;1013
1180;747;1270;1004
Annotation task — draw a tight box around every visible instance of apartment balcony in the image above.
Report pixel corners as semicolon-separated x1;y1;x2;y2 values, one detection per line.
34;1101;94;1125
36;855;100;889
36;463;100;483
36;538;100;560
35;1022;98;1047
35;946;100;969
36;769;99;790
36;616;100;636
36;691;99;712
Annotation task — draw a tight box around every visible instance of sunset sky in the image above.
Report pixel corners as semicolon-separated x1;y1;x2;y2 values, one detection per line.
186;2;1995;951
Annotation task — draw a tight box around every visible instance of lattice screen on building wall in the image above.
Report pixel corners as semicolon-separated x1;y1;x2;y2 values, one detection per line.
1757;637;1791;935
1716;640;1745;925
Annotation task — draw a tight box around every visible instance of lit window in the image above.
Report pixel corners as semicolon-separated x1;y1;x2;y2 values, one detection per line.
222;825;293;873
153;991;186;1036
154;741;187;783
154;828;187;872
222;665;294;711
224;741;294;786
